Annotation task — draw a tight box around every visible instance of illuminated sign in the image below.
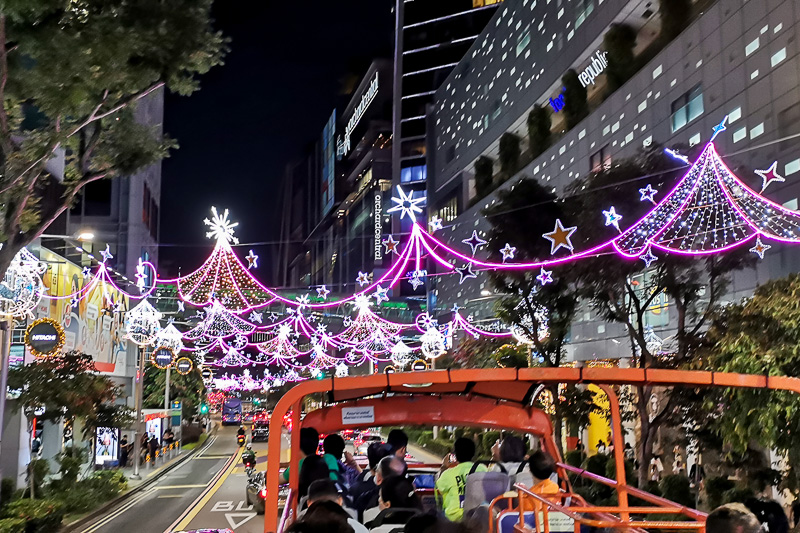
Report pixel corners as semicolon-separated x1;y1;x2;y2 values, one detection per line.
95;427;119;466
411;359;429;371
578;50;608;87
175;357;194;375
374;194;383;260
152;347;175;369
337;72;379;158
25;318;65;357
548;90;566;113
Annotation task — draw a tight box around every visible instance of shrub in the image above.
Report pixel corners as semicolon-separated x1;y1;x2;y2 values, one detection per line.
585;453;609;477
0;480;16;512
498;133;521;177
439;428;451;440
474;156;495;199
603;23;638;92
561;69;589;130
181;423;202;445
2;499;64;533
723;486;756;505
83;470;127;497
659;474;694;507
0;518;24;533
527;105;551;159
704;476;735;510
564;450;584;468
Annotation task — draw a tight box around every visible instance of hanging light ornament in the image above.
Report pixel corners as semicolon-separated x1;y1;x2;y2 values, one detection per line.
391;340;413;366
420;327;447;359
154;323;184;353
0;249;48;319
125;299;162;345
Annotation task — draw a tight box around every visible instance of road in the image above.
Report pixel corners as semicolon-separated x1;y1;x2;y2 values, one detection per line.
78;425;271;533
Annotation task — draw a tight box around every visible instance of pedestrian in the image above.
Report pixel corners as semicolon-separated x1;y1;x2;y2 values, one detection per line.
163;428;174;446
119;435;129;467
148;434;158;463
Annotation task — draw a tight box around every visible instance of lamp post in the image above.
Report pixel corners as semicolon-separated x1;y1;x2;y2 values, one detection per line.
125;299;162;479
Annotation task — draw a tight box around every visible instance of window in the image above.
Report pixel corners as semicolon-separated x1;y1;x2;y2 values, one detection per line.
670;85;703;132
435;194;458;223
445;145;456;164
400;165;427;183
516;30;530;56
575;0;594;27
590;146;611;172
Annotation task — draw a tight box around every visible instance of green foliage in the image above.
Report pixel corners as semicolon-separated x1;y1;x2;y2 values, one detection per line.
493;344;529;369
143;364;206;417
1;499;64;533
474;156;495;200
564;450;584;468
0;0;226;280
0;480;15;512
55;446;87;486
0;518;25;533
659;0;692;41
704;477;735;510
498;132;521;177
451;336;506;369
24;460;50;499
527;105;552;159
603;24;638;93
482;431;502;458
658;475;694;507
561;69;589;129
51;470;127;514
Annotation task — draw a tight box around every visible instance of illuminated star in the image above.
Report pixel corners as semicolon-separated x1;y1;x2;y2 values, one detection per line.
296;294;310;308
382;235;399;254
664;147;690;165
542;219;577;255
354;294;372;311
373;285;389;305
177;301;185;312
268;312;279;322
462;231;488;255
249;310;263;323
316;285;331;300
536;267;553;286
245;250;259;269
100;244;113;263
408;270;426;290
640;248;658;267
451;303;462;314
82;266;92;278
278;324;292;337
639;184;658;204
386;185;426;222
755;161;785;192
135;258;147;291
500;243;517;262
749;236;771;259
316;323;328;334
602;207;623;232
204;206;239;245
710;115;728;141
356;271;370;287
429;216;443;232
70;296;79;309
455;263;477;284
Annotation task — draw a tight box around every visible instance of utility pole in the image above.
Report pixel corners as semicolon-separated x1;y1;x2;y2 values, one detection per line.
131;345;146;479
164;366;170;411
0;318;13;506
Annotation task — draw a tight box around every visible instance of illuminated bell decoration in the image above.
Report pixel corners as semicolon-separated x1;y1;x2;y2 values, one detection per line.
125;299;162;345
154;323;184;353
0;249;48;319
419;327;446;359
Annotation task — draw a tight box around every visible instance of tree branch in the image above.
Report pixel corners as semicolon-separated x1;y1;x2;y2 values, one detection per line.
0;14;11;153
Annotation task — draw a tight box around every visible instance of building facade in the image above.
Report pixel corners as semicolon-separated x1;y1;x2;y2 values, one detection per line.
428;0;800;360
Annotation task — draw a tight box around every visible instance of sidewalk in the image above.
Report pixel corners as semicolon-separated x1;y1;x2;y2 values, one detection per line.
117;442;189;490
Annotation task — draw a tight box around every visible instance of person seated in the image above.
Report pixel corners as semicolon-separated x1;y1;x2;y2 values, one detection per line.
528;450;559;496
435;437;487;521
706;503;761;533
294;479;368;533
237;426;246;437
744;498;789;533
491;435;527;476
387;429;409;458
351;442;394;520
368;475;423;528
282;427;340;485
362;455;409;524
324;433;362;487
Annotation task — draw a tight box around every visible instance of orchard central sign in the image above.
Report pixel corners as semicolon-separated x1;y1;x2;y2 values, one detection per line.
374;194;383;260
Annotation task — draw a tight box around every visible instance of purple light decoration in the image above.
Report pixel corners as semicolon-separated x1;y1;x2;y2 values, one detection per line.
449;311;511;339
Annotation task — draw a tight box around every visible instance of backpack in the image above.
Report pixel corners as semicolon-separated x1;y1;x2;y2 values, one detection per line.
510;462;534;488
463;462;511;514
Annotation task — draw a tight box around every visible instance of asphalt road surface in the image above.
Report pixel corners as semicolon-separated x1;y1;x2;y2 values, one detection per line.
79;424;270;533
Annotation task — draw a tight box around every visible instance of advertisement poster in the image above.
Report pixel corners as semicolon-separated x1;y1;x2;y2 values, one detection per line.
95;427;119;466
37;249;129;375
146;418;162;444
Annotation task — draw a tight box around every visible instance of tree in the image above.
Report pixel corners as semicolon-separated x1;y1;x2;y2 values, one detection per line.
603;23;638;93
659;0;692;41
561;69;589;130
0;1;227;280
143;364;207;418
498;132;521;178
7;351;132;497
562;146;754;486
474;155;495;200
695;274;800;493
527;105;552;159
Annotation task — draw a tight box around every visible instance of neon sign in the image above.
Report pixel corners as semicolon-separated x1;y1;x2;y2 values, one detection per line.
374;194;383;260
578;50;608;87
337;72;379;157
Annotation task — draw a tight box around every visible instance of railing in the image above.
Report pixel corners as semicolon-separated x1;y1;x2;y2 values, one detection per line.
277;488;295;533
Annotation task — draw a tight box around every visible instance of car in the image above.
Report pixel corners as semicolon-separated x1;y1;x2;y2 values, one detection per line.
242;411;254;423
251;418;269;441
245;471;289;515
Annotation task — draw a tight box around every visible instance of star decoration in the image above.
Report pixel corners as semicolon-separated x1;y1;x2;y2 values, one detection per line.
462;231;488;255
542;219;577;255
382;235;399;254
451;303;462;314
70;296;79;309
640;248;658;267
710;114;728;141
373;285;389;305
536;267;553;286
82;267;92;278
500;243;517;262
296;294;310;308
204;206;239;244
429;216;443;232
100;245;113;263
245;250;259;269
249;310;263;323
316;323;328;334
135;258;147;291
664;147;690;165
602;207;623;232
755;161;785;192
386;185;426;222
354;294;372;311
343;316;352;327
639;184;658;204
356;271;370;287
177;301;185;312
278;324;292;337
455;263;477;284
308;314;318;323
749;236;771;259
268;312;279;322
316;285;331;300
408;270;426;290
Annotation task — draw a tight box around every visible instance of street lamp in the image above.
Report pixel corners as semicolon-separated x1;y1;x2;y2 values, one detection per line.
40;230;94;242
125;299;162;479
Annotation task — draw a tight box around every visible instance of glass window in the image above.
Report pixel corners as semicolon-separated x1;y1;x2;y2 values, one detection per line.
590;146;611;172
400;165;427;183
516;31;531;56
670;84;704;133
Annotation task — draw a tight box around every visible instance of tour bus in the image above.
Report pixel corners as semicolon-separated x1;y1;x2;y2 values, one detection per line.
220;397;242;426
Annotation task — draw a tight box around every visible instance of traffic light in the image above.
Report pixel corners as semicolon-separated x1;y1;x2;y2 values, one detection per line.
199;402;209;414
253;398;261;406
315;371;325;380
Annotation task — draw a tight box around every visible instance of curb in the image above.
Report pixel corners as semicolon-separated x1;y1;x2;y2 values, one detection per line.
61;427;217;533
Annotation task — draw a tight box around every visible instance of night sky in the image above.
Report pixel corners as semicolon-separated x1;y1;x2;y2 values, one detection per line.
160;1;394;280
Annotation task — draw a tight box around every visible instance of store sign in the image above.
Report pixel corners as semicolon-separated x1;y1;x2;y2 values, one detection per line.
548;91;566;113
411;359;429;372
374;194;383;260
578;50;609;87
25;318;65;357
95;427;119;466
337;72;379;158
341;406;375;425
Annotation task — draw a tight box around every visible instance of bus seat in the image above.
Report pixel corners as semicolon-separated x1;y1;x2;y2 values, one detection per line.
497;510;575;533
464;471;511;514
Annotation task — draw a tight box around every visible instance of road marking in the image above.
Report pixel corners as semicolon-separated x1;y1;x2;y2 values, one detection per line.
168;448;242;532
226;512;257;529
154;484;209;489
157;494;184;499
81;487;157;533
194;455;230;459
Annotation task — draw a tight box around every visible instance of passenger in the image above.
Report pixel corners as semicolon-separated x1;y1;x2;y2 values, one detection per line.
296;479;368;533
744;498;789;533
287;499;356;533
283;427;341;493
351;442;394;520
362;455;409;523
706;503;761;533
324;433;362;486
435;437;487;521
491;435;526;474
379;475;422;510
387;429;409;458
527;450;559;495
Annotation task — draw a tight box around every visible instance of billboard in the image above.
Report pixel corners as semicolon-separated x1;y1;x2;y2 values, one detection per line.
37;248;129;375
321;109;336;217
95;427;119;466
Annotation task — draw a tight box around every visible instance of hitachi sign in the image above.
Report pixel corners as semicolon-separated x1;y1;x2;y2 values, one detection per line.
337;72;379;157
578;50;609;87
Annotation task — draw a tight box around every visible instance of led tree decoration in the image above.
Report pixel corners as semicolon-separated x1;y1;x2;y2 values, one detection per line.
183;299;257;342
210;346;253;367
335;295;405;355
255;323;307;362
125;299;162;345
0;248;47;319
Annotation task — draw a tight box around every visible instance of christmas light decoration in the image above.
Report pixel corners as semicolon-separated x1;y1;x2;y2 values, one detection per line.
154;323;184;353
356;272;370;287
640;248;658;267
603;207;623;232
664;148;690;165
639;184;658;204
249;310;263;323
710;115;728;141
429;216;443;232
125;299;162;346
536;267;553;286
0;249;47;319
542;219;577;255
205;206;239;244
455;263;477;283
500;244;516;262
382;236;399;254
245;250;259;269
372;286;389;305
316;285;330;300
100;245;113;263
755;161;784;192
183;300;256;341
462;231;488;255
509;302;549;346
419;327;447;359
750;236;770;259
387;185;425;221
390;340;414;366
